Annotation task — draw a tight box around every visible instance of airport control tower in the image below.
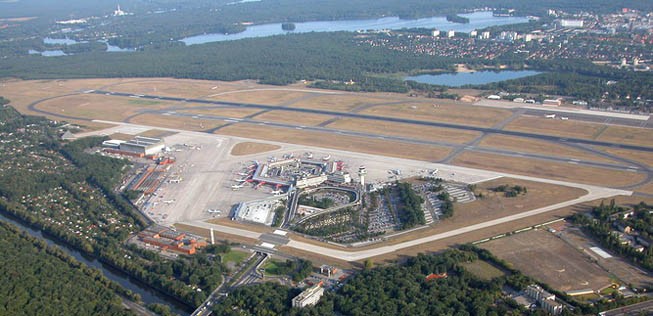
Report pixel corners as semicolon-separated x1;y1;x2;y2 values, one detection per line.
358;166;367;187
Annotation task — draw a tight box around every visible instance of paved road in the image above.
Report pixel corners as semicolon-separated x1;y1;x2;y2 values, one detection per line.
599;299;653;315
89;90;653;153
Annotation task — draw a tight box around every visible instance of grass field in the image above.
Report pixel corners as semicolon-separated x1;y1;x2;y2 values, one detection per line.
460;260;506;280
594;147;653;168
290;94;384;112
37;94;171;122
597;125;653;148
129;113;225;131
216;123;452;162
478;135;621;164
263;260;282;275
230;142;281;156
360;102;513;128
222;250;249;265
208;90;312;106
505;116;605;139
253;110;334;126
326;118;482;144
453;151;646;188
481;229;612;293
101;78;243;98
176;107;262;118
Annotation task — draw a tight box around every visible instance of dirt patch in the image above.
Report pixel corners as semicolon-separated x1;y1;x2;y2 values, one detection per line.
253;110;334;126
506;116;605;139
326;118;481;144
481;229;612;293
479;135;621;164
230;142;281;156
129;113;225;131
360;101;512;128
453;151;646;188
216;123;451;162
108;133;133;141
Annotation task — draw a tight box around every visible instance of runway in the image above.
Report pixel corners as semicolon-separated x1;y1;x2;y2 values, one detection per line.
89;90;653;153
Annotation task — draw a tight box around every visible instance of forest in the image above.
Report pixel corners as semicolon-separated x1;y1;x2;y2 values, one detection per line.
212;249;527;316
396;182;426;229
0;221;133;316
0;105;229;309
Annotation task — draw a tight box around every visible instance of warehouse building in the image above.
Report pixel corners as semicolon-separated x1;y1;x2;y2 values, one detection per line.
120;136;165;155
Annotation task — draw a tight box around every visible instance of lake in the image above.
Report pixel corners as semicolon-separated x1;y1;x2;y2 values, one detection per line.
181;11;529;45
0;213;193;315
405;70;542;87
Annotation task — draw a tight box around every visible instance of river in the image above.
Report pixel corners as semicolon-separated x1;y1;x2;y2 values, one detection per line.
405;70;542;86
181;11;529;45
0;212;192;315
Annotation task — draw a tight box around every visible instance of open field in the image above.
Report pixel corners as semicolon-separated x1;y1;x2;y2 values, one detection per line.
208;90;313;105
560;225;653;289
230;142;282;156
128;113;225;131
478;135;621;165
481;229;612;293
594;147;653;168
360;101;513;128
137;129;178;138
99;78;244;98
216;123;452;162
176;107;262;118
597;125;653;148
37;94;171;122
252;110;334;126
505;116;605;139
222;250;249;265
460;260;506;280
290;94;385;112
453;151;647;188
326;118;482;144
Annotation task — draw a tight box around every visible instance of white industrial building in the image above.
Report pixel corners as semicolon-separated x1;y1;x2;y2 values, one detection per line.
560;19;584;28
292;283;324;308
119;136;165;155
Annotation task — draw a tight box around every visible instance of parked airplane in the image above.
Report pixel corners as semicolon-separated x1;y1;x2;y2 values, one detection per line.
270;190;283;195
545;114;556;119
233;178;248;183
231;184;244;190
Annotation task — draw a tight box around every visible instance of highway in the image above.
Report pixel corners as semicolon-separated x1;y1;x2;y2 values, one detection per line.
89;90;653;153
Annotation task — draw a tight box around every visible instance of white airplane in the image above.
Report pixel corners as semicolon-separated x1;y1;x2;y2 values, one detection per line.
237;172;251;176
231;184;244;190
270;190;283;195
322;155;331;161
545;114;556;119
163;200;175;204
207;209;222;214
560;116;569;120
233;178;247;183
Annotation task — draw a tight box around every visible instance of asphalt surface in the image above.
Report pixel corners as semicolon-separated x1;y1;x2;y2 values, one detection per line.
89;90;653;153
